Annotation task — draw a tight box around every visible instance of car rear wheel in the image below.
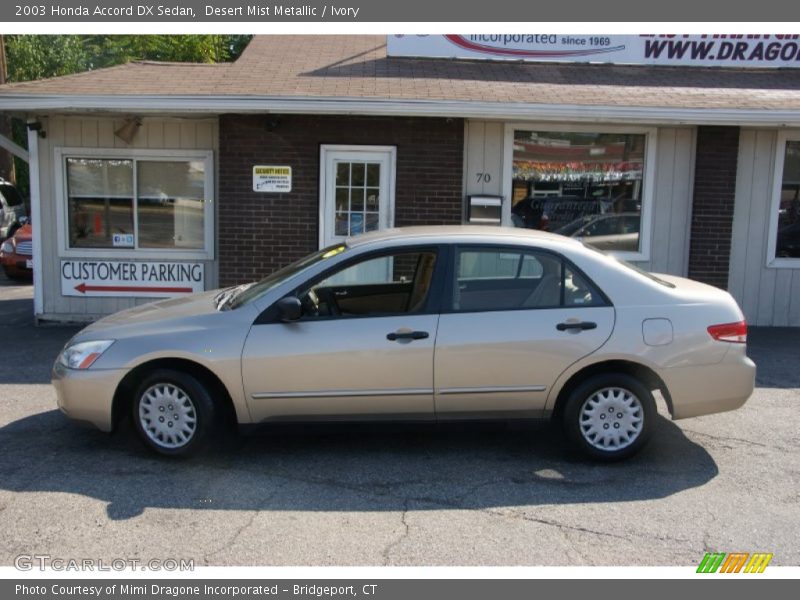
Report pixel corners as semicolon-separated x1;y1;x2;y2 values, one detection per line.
132;369;215;456
562;373;655;461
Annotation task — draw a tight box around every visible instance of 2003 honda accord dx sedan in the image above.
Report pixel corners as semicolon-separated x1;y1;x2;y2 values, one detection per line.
53;226;756;460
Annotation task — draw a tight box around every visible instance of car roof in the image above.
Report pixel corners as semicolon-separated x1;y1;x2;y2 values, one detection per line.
345;225;581;248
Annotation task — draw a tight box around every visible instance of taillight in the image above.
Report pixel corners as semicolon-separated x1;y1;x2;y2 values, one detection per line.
707;321;747;343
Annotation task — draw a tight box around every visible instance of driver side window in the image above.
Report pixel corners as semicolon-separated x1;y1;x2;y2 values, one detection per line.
300;250;437;318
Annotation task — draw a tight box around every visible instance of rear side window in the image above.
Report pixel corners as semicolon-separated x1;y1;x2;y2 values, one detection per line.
0;184;24;207
451;247;606;312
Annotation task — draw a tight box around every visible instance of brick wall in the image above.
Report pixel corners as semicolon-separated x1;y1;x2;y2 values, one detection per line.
218;114;464;286
687;126;740;289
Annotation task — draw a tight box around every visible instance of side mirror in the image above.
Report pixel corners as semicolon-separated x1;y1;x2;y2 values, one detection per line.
276;296;303;322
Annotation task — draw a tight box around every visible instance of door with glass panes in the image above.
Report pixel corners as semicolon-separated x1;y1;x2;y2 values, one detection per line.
320;146;395;247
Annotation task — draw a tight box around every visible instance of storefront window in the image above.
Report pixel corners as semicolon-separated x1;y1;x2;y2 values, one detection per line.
774;140;800;259
511;130;646;253
65;154;210;254
66;158;134;249
137;161;205;249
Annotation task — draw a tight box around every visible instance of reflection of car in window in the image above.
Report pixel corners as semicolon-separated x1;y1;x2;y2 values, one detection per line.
776;220;800;258
0;179;27;240
511;196;605;231
554;212;641;253
0;218;33;279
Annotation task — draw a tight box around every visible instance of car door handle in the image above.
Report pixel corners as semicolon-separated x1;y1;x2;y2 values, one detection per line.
556;321;597;331
387;330;429;341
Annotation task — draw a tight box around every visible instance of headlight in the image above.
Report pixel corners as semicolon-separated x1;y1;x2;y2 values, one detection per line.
0;240;13;254
58;340;115;370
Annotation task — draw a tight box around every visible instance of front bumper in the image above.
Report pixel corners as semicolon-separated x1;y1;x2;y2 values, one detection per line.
52;362;128;432
1;255;32;277
660;347;756;420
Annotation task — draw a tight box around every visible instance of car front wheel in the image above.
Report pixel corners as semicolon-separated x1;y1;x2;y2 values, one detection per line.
132;369;215;456
562;373;656;461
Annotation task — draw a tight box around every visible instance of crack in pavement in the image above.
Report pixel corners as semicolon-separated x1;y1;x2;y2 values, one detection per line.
559;528;594;565
210;467;703;553
488;508;629;541
381;498;411;566
203;511;260;566
680;429;791;451
201;479;290;564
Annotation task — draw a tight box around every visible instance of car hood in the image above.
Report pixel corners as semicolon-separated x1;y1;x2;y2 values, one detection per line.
81;289;224;335
14;224;32;242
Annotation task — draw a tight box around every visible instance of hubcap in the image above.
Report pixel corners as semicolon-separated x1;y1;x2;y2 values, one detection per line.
579;387;643;451
138;383;197;449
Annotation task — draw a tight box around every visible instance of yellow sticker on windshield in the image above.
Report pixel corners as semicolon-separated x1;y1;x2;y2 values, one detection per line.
322;246;346;259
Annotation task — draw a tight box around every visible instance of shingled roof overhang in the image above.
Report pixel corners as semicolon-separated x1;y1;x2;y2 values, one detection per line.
3;94;800;127
3;35;800;127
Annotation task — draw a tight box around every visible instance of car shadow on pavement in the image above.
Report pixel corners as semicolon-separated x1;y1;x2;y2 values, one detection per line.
0;410;718;521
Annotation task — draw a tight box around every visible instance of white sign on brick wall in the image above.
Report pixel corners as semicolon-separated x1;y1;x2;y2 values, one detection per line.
253;166;292;193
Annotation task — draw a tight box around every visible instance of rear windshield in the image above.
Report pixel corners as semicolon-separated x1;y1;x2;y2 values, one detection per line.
615;257;676;288
0;184;24;207
582;241;675;288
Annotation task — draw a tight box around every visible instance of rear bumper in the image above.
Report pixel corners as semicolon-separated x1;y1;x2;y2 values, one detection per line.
52;362;128;432
660;348;756;420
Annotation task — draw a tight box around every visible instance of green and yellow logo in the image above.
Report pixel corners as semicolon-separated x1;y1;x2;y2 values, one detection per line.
697;552;773;573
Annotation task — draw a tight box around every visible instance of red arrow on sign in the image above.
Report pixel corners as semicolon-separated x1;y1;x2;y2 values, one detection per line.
74;283;193;294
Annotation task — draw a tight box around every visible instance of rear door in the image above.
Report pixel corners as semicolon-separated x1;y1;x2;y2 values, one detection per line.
434;245;614;417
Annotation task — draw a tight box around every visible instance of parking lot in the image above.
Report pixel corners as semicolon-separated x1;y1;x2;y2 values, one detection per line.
0;273;798;567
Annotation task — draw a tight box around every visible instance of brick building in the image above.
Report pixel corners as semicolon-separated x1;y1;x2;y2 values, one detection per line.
1;35;799;325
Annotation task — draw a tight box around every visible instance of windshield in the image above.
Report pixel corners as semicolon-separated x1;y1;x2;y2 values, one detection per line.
222;244;347;310
0;184;24;207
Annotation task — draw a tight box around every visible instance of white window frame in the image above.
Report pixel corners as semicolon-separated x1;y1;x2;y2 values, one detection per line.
54;147;215;260
502;123;657;262
766;131;800;269
318;144;397;248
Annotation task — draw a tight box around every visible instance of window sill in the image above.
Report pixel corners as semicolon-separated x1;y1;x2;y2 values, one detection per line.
59;248;213;261
766;257;800;269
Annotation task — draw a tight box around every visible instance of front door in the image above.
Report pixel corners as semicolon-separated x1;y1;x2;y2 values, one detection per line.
242;247;441;423
319;145;396;248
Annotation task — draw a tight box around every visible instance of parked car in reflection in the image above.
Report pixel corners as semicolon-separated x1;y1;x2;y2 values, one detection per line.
776;220;800;258
0;219;33;279
53;226;755;461
554;212;641;252
511;196;605;231
0;179;27;240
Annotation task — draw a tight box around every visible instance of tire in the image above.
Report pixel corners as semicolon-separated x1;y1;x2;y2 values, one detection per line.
562;373;656;461
131;369;216;457
2;266;28;281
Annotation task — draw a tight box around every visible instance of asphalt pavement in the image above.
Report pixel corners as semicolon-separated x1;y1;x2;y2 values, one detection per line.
0;273;798;567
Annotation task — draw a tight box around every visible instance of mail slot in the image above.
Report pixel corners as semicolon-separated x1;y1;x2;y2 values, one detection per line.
466;195;503;225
